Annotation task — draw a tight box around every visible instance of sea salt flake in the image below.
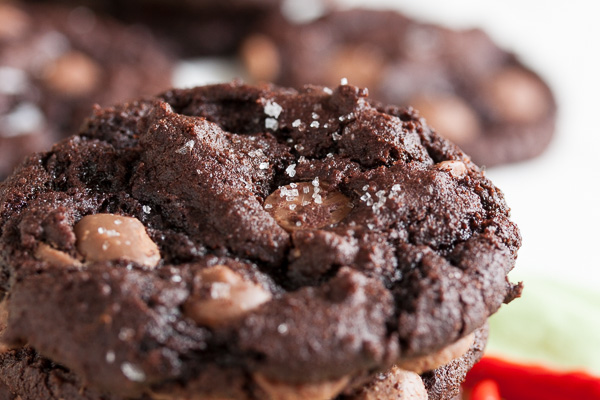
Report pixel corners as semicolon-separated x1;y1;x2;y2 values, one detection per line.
312;112;319;120
259;162;269;170
303;186;310;194
376;190;386;199
310;121;320;128
340;77;348;85
121;363;146;382
176;139;195;154
106;351;116;363
278;323;289;334
326;153;333;158
285;164;297;177
332;132;342;141
313;194;323;204
289;204;297;210
264;100;283;118
265;117;279;130
312;177;319;186
142;205;151;214
323;87;333;94
391;184;401;192
294;144;304;151
290;182;297;188
292;119;301;128
362;185;369;191
264;204;273;209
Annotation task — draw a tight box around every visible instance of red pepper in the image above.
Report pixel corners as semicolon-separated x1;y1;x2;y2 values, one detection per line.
464;357;600;400
470;379;502;400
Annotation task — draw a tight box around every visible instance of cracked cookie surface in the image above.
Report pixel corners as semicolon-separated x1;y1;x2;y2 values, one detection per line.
0;82;520;399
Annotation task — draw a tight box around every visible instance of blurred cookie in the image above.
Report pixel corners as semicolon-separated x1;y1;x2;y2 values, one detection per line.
241;9;557;166
0;2;174;179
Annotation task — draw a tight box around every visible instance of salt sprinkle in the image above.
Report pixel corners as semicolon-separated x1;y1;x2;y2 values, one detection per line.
312;112;319;120
278;323;289;334
121;363;146;382
289;204;297;210
294;144;304;151
376;190;386;199
106;351;116;363
264;100;283;118
264;204;273;209
296;221;302;227
265;117;279;130
367;223;375;230
326;153;333;158
362;185;369;191
171;275;182;283
313;194;323;204
340;77;348;85
290;182;297;188
391;184;401;192
142;205;151;214
292;119;301;128
176;139;195;154
285;163;297;177
332;132;342;141
302;186;310;194
259;162;269;170
310;121;320;128
312;177;320;186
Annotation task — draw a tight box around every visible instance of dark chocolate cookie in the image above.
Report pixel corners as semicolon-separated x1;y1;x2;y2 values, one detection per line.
241;9;557;166
0;2;174;179
0;82;520;399
28;0;284;57
0;325;488;400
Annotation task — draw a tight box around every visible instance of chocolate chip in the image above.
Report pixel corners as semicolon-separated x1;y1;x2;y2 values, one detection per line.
183;265;272;328
74;214;160;268
264;182;353;232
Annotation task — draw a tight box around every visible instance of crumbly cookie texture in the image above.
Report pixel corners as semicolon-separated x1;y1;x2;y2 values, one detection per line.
0;82;520;399
242;9;556;166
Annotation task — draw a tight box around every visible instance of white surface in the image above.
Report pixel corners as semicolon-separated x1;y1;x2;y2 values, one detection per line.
176;1;600;289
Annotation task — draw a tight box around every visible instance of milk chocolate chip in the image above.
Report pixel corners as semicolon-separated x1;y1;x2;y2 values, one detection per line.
398;332;475;374
325;45;385;89
241;34;281;83
436;160;467;178
355;367;427;400
264;182;353;232
43;51;102;96
254;373;350;400
487;67;549;123
74;214;160;268
0;3;30;40
411;95;480;145
184;265;272;328
35;243;82;267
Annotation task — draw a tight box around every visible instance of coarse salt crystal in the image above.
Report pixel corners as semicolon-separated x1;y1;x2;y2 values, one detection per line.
340;77;348;85
323;87;333;94
292;119;301;128
264;100;283;118
121;363;146;382
313;194;323;204
310;121;320;128
142;205;151;214
265;117;279;130
312;177;319;186
264;204;273;209
259;162;269;170
286;164;297;177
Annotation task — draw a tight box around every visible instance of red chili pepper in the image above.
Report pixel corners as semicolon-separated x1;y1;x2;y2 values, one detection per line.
470;379;502;400
464;357;600;400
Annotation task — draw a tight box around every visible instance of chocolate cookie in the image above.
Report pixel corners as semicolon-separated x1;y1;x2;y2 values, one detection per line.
0;325;488;400
0;2;174;179
28;0;284;57
0;82;521;399
241;9;557;166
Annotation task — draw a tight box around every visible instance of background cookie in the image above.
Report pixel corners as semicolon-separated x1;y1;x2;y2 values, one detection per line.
0;82;521;399
241;9;557;166
0;2;174;179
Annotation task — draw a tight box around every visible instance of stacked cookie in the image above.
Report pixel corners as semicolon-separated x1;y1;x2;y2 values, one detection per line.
0;82;521;399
